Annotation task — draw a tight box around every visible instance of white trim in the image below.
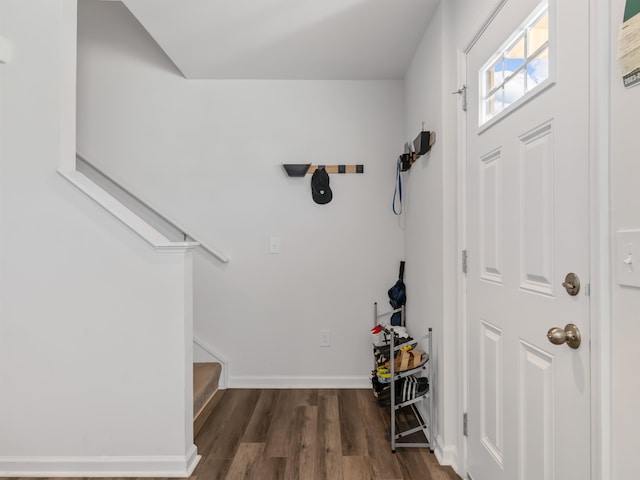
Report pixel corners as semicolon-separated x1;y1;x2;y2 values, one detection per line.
457;46;470;479
193;336;229;389
478;80;554;133
435;435;460;473
228;375;370;389
0;445;200;478
57;168;199;253
463;0;509;54
588;0;611;478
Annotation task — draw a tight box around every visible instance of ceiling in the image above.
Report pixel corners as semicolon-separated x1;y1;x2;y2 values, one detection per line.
121;0;440;80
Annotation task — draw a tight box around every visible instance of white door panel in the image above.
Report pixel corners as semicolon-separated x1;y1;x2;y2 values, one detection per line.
466;1;590;479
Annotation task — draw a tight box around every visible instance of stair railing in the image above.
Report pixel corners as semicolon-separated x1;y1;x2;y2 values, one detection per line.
75;152;229;263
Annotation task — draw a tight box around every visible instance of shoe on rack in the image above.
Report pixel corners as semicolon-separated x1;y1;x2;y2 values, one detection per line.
384;349;428;372
377;375;429;407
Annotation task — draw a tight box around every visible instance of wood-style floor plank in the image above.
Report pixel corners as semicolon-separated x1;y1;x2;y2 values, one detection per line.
263;390;299;458
200;389;261;462
292;387;318;407
283;405;318;480
356;389;403;480
224;442;264;479
395;449;434;480
194;388;224;437
315;392;344;480
192;458;231;480
241;389;280;443
246;456;288;480
419;450;461;480
337;389;369;456
297;405;319;480
193;389;235;457
343;456;374;480
25;389;460;480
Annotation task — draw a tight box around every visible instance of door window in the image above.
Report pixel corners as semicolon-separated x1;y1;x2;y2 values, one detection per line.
480;2;551;127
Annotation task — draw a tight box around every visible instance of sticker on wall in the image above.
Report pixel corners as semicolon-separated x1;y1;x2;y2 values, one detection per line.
619;0;640;87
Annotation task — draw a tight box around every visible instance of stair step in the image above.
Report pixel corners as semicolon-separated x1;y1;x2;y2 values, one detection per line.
193;362;221;435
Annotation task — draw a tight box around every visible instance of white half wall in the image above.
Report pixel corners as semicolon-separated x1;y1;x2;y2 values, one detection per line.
76;1;406;387
0;1;197;476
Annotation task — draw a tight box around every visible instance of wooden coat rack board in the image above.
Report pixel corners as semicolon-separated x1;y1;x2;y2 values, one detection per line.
283;163;364;177
308;164;364;174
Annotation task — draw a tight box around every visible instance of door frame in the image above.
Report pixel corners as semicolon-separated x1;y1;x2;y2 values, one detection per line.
455;1;612;478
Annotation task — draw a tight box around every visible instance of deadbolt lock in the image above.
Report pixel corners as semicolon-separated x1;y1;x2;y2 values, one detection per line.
562;272;580;296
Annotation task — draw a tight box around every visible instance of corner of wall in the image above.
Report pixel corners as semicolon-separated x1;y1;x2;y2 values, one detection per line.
434;434;460;475
59;0;77;170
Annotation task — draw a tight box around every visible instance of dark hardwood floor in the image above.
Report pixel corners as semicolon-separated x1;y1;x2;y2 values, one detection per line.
9;389;461;480
193;388;460;480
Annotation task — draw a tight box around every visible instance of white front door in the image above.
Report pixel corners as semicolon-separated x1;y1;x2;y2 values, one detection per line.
465;1;591;479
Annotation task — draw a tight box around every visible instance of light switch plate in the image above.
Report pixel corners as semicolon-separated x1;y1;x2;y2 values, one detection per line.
269;236;281;254
319;330;331;347
0;36;12;64
616;230;640;287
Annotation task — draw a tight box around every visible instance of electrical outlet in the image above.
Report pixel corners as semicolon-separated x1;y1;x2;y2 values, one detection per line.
319;330;331;347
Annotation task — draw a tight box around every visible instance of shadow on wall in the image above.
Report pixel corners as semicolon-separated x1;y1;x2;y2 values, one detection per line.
79;0;183;77
117;0;439;79
192;0;434;79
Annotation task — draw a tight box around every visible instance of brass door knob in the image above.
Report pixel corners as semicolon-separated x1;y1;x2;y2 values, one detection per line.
547;324;581;349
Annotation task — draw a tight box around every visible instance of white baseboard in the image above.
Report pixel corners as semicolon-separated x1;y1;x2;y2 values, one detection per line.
434;435;459;472
0;445;201;478
229;375;371;389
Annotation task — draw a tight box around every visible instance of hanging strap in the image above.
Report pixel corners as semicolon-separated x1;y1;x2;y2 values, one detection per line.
393;158;402;215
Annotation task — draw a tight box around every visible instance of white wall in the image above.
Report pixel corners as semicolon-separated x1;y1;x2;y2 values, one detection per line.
0;1;196;475
453;0;498;47
402;0;443;458
610;1;640;478
76;1;405;387
402;0;461;467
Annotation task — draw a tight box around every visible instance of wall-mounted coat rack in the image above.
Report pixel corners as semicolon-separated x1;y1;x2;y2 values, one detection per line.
283;163;364;177
398;129;436;172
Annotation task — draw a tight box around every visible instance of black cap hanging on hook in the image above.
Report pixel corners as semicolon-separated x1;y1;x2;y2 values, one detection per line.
311;167;333;204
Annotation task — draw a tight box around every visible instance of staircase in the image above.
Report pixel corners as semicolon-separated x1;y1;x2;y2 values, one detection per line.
193;362;222;436
66;154;227;439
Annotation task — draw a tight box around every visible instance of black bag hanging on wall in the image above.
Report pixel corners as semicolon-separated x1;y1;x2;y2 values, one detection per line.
387;261;406;326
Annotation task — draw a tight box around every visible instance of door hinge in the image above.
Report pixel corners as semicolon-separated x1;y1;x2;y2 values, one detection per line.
463;412;468;437
452;84;467;111
462;249;468;274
